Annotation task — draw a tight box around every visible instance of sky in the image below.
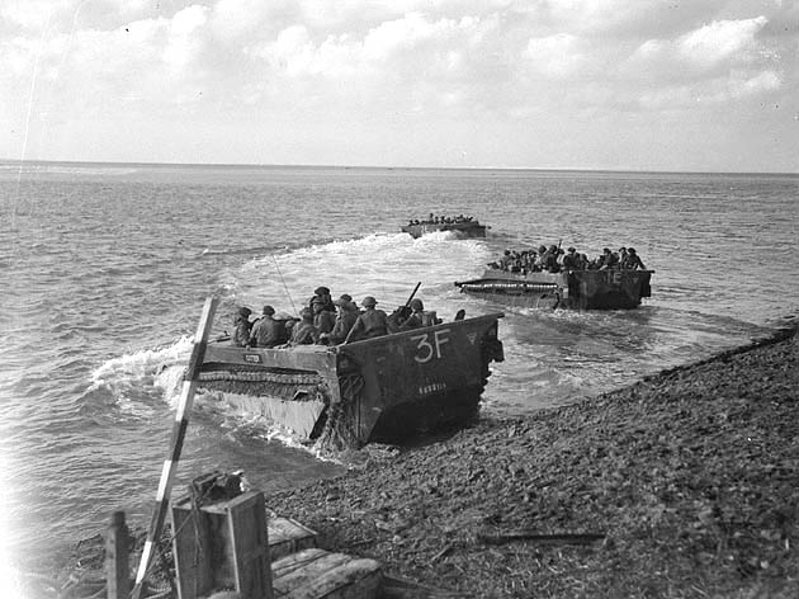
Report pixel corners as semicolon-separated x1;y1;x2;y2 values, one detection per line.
1;0;798;172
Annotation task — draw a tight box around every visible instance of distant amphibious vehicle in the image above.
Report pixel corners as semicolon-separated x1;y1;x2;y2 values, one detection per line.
401;218;487;239
455;269;653;310
197;312;504;448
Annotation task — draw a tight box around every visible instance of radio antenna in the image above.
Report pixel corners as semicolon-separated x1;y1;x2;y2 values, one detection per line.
272;255;298;316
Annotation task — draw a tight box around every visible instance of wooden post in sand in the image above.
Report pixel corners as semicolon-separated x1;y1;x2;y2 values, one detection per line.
131;296;219;599
105;511;130;599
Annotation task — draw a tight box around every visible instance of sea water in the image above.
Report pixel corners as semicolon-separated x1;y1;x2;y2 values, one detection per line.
1;162;797;591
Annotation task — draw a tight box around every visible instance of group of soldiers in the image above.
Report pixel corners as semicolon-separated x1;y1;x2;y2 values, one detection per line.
488;244;646;275
408;214;476;225
231;286;443;349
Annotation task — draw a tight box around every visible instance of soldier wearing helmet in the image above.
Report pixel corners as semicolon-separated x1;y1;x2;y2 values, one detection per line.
289;307;320;345
398;298;439;330
598;247;620;270
562;247;579;271
311;296;336;335
249;305;288;348
622;247;646;270
309;286;336;314
232;306;253;347
344;296;389;342
324;295;360;345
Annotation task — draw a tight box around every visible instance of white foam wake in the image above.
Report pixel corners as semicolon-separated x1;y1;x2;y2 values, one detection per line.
89;337;193;413
231;232;493;317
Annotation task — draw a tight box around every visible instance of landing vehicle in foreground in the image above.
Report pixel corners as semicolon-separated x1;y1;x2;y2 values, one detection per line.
197;312;504;449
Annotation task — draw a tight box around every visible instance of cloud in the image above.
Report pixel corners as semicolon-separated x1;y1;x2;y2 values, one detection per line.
242;10;494;115
0;0;796;170
636;69;782;110
210;0;297;43
538;0;724;38
619;15;781;108
164;5;209;71
363;12;435;61
1;0;59;31
726;69;782;99
524;33;585;78
677;16;768;69
3;2;786;111
0;0;152;35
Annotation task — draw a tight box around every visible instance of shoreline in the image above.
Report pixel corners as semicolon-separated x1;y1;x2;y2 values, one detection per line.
54;323;798;598
267;323;798;597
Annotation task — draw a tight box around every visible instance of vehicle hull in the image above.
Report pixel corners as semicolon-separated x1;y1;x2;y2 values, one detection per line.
197;313;504;448
455;269;653;310
400;222;486;239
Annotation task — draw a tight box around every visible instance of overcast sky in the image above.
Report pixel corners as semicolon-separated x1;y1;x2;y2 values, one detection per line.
2;0;797;172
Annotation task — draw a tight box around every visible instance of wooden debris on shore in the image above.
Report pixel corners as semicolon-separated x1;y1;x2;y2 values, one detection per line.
477;531;606;546
60;495;456;599
271;548;381;598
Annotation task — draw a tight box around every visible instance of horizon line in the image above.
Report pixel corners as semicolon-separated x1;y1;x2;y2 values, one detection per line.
1;157;796;177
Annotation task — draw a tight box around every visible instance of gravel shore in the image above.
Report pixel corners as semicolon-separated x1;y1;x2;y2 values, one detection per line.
55;325;797;599
268;325;798;598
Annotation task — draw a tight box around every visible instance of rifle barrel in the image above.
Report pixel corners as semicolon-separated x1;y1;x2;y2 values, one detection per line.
404;281;422;308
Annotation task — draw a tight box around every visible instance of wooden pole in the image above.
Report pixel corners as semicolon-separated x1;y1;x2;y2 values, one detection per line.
131;296;219;599
105;511;129;599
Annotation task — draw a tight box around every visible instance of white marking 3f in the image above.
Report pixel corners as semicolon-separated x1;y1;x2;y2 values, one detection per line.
412;329;451;363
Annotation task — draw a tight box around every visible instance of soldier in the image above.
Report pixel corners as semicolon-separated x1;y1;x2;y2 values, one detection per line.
309;286;336;313
598;248;619;270
562;247;579;270
345;296;389;342
249;305;288;348
289;308;319;345
338;293;358;311
324;296;360;344
540;244;560;273
312;296;336;335
498;249;513;270
399;299;439;330
622;247;646;270
231;307;252;347
618;247;629;265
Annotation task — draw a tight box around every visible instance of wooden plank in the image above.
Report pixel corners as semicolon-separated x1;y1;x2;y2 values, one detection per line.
279;560;381;599
272;549;381;599
172;491;277;599
227;491;273;599
272;549;353;586
267;517;318;562
171;501;213;599
477;530;606;545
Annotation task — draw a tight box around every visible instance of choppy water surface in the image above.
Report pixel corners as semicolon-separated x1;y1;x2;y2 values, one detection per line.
1;163;797;592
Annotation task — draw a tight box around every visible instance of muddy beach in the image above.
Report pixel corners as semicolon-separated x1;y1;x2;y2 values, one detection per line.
268;325;798;598
55;324;798;599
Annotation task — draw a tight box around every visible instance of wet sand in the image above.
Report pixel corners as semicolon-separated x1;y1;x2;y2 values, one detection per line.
268;325;798;598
